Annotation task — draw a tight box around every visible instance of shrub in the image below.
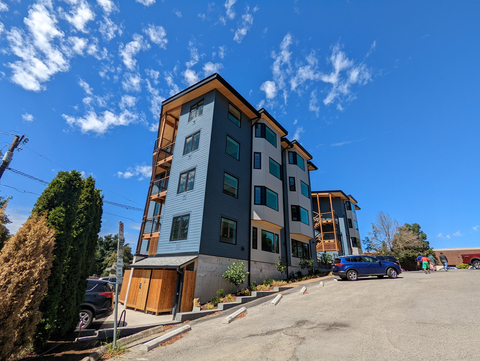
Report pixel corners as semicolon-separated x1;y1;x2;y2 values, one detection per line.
457;263;470;269
275;257;287;279
221;294;236;303
210;289;224;307
263;276;273;286
222;261;249;293
239;289;251;296
299;258;314;270
248;281;257;291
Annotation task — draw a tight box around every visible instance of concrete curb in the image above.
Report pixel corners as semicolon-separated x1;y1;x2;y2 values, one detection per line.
223;307;247;324
271;294;282;306
299;286;307;294
140;325;192;351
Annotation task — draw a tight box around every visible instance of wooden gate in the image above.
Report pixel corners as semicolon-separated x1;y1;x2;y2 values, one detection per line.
118;269;131;304
146;269;177;314
126;268;152;311
180;270;196;313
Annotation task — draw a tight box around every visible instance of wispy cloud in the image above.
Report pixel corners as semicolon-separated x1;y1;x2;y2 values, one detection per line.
0;0;8;12
183;69;199;86
185;41;200;68
145;79;165;118
165;71;180;96
22;113;34;122
119;34;150;70
60;0;95;33
453;231;463;237
225;0;236;20
173;9;182;17
122;73;142;92
98;16;121;41
365;40;376;58
293;126;304;141
117;164;152;180
233;6;254;43
136;0;156;6
203;62;223;77
145;68;160;84
119;95;137;109
260;81;277;100
143;24;167;49
309;89;320;116
97;0;117;15
63;109;139;134
473;225;480;231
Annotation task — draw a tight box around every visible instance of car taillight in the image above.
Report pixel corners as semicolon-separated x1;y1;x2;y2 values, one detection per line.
99;292;113;298
335;263;344;267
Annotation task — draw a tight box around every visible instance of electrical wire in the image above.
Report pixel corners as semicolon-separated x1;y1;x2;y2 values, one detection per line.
103;212;141;223
0;183;41;195
103;201;143;212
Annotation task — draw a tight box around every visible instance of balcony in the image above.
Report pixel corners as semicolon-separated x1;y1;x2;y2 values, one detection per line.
155;142;175;171
151;176;169;202
143;216;162;236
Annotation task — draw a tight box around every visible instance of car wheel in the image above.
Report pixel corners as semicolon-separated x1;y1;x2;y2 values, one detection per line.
377;275;384;278
387;268;398;278
346;269;358;281
472;260;480;269
79;309;93;329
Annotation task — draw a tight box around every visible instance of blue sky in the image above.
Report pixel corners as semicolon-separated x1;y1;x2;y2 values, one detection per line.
1;0;479;251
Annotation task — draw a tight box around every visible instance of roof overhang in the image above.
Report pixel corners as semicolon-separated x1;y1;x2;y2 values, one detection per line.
129;255;198;269
258;109;288;137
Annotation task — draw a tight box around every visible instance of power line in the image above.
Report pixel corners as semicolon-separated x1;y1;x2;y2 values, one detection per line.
0;183;41;195
7;168;49;184
103;201;143;212
103;212;141;223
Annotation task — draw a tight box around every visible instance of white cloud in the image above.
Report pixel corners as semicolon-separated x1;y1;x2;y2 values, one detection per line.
183;69;199;86
78;78;93;95
61;0;95;33
453;231;463;237
225;0;236;20
117;164;151;181
145;68;160;84
0;22;4;36
119;34;150;70
5;209;30;235
233;6;253;43
97;0;117;14
22;113;34;122
185;41;200;68
198;13;206;21
63;109;139;134
136;0;155;6
65;36;88;55
98;16;121;41
7;3;70;91
149;122;159;132
260;80;277;100
293;126;304;141
165;72;180;96
85;37;108;59
293;119;297;125
218;46;226;59
0;1;8;12
331;140;353;147
366;40;376;57
173;9;182;17
203;62;223;77
446;235;451;239
290;51;321;91
122;72;142;92
145;79;165;118
309;89;320;116
143;24;167;49
437;233;444;238
119;95;137;109
473;225;480;231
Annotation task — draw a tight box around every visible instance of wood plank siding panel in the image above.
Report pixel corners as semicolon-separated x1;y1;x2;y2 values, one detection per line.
118;268;131;304
180;270;196;313
145;269;177;314
126;269;143;308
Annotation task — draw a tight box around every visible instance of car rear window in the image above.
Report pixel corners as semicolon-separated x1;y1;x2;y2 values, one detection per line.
87;281;99;292
334;258;342;264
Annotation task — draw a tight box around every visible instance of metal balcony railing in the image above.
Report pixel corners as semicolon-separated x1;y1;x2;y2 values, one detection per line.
155;142;175;164
139;239;150;254
143;216;162;234
151;176;169;195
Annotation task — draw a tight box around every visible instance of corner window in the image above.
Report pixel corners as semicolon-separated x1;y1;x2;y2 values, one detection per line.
252;227;258;249
291;205;309;225
292;240;310;258
170;214;190;241
220;217;237;244
188;100;204;121
288;152;305;171
226;136;240;160
300;181;309;198
269;158;281;179
351;237;359;247
178;169;196;193
289;177;296;191
261;230;279;253
253;152;261;169
228;104;241;127
254;123;277;147
354;220;359;230
184;131;200;155
254;186;278;211
223;173;238;198
348;219;353;228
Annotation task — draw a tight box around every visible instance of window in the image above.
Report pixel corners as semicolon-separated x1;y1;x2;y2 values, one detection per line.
289;177;296;191
223;173;238;198
254;123;277;147
348;219;353;228
288;152;305;171
351;237;359;248
254;186;278;211
291;205;309;225
300;181;309;198
261;230;279;253
292;240;310;259
178;169;196;193
228;104;241;127
269;158;281;179
226;136;240;160
220;217;237;244
252;227;258;249
253;152;261;169
170;214;190;241
354;220;359;230
184;131;200;155
188;100;204;121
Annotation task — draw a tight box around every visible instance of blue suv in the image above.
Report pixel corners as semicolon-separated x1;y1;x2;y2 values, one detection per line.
332;255;402;281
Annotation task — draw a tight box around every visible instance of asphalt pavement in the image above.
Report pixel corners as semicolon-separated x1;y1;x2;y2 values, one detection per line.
112;270;480;361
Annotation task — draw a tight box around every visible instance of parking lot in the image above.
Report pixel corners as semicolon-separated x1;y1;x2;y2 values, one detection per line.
116;270;479;361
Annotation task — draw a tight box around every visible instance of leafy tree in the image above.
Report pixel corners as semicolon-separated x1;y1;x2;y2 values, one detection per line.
275;257;287;280
94;234;119;276
103;244;133;276
0;196;11;251
0;214;55;360
222;261;249;294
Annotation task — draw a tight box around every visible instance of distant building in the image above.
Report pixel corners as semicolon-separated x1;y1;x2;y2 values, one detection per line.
121;74;318;314
311;190;362;257
434;248;480;266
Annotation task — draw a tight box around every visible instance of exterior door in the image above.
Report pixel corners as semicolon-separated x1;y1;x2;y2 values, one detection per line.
135;269;152;311
364;256;383;275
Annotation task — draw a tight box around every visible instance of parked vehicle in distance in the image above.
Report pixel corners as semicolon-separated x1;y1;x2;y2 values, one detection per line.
461;254;480;269
79;279;114;329
332;255;402;281
375;255;402;267
99;276;117;288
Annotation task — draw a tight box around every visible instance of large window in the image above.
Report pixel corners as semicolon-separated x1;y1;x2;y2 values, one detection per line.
226;136;240;160
220;217;237;244
269;158;281;179
288;152;305;171
188;100;204;121
254;123;277;147
184;131;200;155
228;104;241;127
223;173;238;198
178;169;196;193
351;237;359;248
300;181;309;198
289;177;296;191
254;186;278;211
170;214;190;241
252;227;258;249
292;239;310;259
291;205;309;225
261;230;279;253
354;220;359;230
253;152;261;169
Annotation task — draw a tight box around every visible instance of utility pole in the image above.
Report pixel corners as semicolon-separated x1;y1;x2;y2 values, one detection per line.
0;134;28;180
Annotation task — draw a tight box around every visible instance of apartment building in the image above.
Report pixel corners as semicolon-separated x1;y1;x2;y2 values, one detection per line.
312;190;362;258
120;74;317;314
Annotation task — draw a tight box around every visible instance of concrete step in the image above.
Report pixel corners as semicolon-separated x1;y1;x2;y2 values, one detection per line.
175;309;219;322
217;302;242;310
236;295;256;304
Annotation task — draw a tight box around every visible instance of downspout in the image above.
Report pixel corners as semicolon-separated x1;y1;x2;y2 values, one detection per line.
248;117;260;285
281;139;294;279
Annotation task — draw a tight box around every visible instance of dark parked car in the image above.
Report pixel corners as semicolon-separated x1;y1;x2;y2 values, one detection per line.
79;279;114;329
375;255;401;267
332;255;402;281
99;276;117;288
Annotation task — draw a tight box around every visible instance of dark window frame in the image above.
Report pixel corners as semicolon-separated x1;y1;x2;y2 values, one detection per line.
170;214;190;241
288;151;305;171
300;180;309;198
269;157;281;180
252;227;258;249
291;239;310;259
254;186;279;211
188;99;204;121
177;168;196;193
183;131;201;155
291;205;309;225
228;103;241;127
223;172;239;198
253;152;261;169
261;229;279;253
220;217;237;245
254;123;277;148
289;177;296;191
348;218;353;228
225;135;240;160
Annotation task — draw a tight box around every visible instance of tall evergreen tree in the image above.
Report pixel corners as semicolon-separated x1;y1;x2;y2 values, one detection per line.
0;214;55;360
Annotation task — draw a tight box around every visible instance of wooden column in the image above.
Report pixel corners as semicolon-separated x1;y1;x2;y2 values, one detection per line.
316;195;325;253
328;193;338;251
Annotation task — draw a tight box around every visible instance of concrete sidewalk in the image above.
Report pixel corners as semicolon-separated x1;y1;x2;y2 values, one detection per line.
100;303;174;329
